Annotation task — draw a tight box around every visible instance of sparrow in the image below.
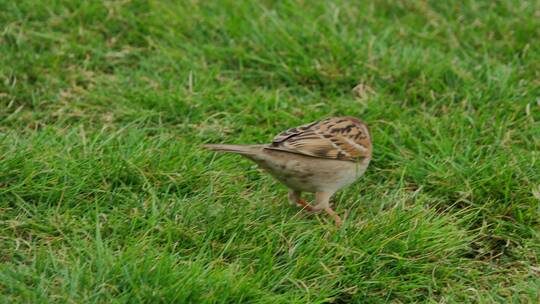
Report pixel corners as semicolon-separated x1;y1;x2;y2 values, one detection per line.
204;116;372;227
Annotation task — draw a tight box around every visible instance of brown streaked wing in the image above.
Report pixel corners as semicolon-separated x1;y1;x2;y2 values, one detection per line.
268;117;370;161
271;120;320;143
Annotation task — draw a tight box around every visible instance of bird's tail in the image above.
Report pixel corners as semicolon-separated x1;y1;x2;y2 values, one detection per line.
203;144;264;156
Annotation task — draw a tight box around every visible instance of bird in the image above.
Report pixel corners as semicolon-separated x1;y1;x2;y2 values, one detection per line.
204;116;372;227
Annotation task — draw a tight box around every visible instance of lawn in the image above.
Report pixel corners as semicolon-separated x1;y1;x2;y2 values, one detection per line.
1;0;539;303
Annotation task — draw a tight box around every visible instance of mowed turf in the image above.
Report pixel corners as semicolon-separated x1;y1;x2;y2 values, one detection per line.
1;0;539;303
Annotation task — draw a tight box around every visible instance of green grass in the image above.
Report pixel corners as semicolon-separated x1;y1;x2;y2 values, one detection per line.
1;0;540;302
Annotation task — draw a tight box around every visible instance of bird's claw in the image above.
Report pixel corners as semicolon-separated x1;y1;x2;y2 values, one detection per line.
296;199;315;212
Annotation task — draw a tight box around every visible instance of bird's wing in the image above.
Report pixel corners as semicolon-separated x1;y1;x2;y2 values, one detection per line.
268;117;371;161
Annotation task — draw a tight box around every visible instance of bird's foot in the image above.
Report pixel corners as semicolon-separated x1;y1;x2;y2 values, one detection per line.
296;199;315;212
324;207;343;227
297;200;343;227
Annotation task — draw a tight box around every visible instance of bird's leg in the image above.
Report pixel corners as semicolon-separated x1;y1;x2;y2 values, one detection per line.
288;189;302;205
287;189;301;206
312;192;342;227
311;191;332;211
288;189;314;211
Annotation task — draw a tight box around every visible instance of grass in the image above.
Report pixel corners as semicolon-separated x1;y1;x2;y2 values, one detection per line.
1;0;539;302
